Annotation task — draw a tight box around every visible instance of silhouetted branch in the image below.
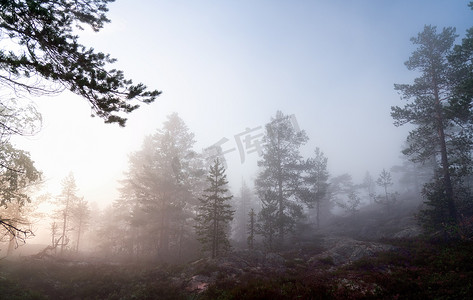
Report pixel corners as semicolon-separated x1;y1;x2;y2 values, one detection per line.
0;218;34;248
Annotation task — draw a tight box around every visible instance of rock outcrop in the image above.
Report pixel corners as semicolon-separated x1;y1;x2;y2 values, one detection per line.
182;235;396;292
309;236;395;266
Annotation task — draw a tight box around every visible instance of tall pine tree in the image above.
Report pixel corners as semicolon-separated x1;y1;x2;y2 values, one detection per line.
54;173;80;255
247;208;256;250
195;159;234;258
255;111;308;248
391;25;472;232
118;113;204;260
448;3;473;224
302;148;329;228
231;181;255;245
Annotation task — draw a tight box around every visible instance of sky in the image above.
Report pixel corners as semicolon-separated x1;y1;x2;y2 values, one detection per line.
11;0;473;208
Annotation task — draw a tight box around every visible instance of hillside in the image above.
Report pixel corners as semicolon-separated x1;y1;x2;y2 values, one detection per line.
1;235;472;299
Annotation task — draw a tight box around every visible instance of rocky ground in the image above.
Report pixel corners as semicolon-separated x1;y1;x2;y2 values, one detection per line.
2;200;471;299
182;235;397;294
2;233;473;299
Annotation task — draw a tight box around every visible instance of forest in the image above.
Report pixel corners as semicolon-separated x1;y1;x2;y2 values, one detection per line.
1;1;473;299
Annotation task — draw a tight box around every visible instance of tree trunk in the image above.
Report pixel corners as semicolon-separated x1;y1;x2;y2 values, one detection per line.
248;211;254;250
61;194;70;255
438;124;457;222
61;211;67;255
277;152;284;246
7;231;15;256
275;131;284;247
384;184;388;203
212;196;217;259
76;219;82;253
158;197;170;259
434;82;457;224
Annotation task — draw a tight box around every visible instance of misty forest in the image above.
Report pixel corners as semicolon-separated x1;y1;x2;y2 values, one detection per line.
1;1;473;299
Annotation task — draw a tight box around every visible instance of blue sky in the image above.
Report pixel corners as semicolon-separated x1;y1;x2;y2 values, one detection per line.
12;0;473;207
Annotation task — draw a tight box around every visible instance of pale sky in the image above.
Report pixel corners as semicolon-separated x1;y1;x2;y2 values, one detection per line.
11;0;473;207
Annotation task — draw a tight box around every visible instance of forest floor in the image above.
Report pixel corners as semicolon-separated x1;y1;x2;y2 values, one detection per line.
1;237;473;299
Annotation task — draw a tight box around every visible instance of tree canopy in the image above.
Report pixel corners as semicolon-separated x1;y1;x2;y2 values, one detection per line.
392;20;473;234
0;0;160;126
255;111;308;248
392;26;462;227
0;141;41;247
195;158;234;258
116;113;204;261
302;148;329;228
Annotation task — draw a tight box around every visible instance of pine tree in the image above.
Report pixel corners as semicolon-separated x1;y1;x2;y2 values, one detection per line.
329;174;356;213
362;172;376;203
256;192;277;251
247;208;256;250
55;173;80;255
0;0;160;126
372;169;398;211
392;25;473;231
391;154;435;195
447;3;473;229
255;111;308;248
118;113;204;260
72;197;90;253
337;191;361;214
376;169;393;201
195;158;234;258
232;181;254;245
303;148;330;228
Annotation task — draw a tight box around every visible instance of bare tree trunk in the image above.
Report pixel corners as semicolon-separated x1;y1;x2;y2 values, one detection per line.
7;232;15;256
212;199;217;258
76;219;82;253
51;222;57;248
61;194;70;255
215;218;219;258
434;81;457;224
277;152;284;247
61;211;67;255
384;184;388;203
438;124;457;222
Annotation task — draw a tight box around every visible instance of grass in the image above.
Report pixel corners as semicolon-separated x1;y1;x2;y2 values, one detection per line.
0;275;45;300
199;238;473;299
0;260;188;300
1;238;472;299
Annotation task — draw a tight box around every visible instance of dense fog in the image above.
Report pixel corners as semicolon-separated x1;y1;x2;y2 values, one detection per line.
1;110;428;260
1;1;473;299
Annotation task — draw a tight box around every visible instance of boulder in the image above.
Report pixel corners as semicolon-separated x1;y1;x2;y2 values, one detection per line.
186;274;214;292
393;226;423;238
310;236;395;266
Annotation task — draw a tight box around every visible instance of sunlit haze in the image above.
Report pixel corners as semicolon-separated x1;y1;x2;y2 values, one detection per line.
11;0;473;208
